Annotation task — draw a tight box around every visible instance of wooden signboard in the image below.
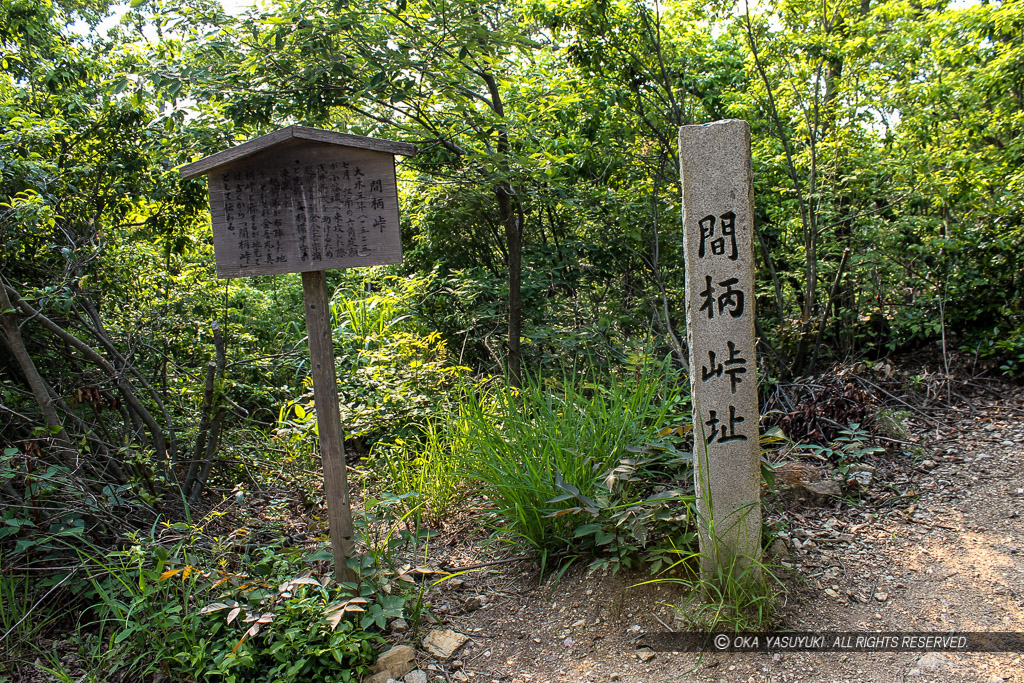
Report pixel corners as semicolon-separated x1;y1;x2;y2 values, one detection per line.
183;127;414;279
182;127;417;582
679;120;762;580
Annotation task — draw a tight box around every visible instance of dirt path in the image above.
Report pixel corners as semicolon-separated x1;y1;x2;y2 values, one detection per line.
399;386;1024;683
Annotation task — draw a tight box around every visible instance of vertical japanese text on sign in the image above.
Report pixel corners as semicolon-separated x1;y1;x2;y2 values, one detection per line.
205;139;403;278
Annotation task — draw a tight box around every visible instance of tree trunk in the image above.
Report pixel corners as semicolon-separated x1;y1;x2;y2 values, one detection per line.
496;181;523;386
188;321;227;505
4;284;169;474
0;280;78;467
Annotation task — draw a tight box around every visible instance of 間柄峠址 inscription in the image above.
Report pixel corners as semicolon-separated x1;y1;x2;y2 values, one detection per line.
207;139;402;278
692;221;752;449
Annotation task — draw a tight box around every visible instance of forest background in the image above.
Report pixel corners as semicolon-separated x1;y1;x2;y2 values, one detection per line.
1;0;1022;680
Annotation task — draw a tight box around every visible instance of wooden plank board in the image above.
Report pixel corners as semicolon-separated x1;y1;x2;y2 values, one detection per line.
206;138;403;278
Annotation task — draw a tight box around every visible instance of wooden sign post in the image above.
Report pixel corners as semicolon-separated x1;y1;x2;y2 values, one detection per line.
181;126;417;582
679;120;762;580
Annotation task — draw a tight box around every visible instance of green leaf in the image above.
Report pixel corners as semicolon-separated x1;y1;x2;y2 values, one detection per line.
573;523;603;537
546;493;575;504
4;517;34;528
14;538;37;553
304;549;334;563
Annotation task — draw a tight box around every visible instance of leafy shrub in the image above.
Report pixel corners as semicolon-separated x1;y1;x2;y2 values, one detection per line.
195;569;383;682
547;435;696;573
454;358;691;559
967;324;1024;377
799;423;884;476
368;420;465;524
280;274;471;446
66;538;395;682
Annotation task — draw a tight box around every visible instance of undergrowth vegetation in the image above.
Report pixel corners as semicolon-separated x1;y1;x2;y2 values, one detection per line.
2;490;446;681
642;548;786;634
366;356;698;568
0;269;714;679
59;538;387;681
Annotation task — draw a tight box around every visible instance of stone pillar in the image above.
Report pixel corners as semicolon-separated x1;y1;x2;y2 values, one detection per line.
679;119;762;579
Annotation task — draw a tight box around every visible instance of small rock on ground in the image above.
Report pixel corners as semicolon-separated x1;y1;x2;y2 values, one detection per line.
405;671;428;683
371;644;417;681
915;652;946;672
423;629;469;659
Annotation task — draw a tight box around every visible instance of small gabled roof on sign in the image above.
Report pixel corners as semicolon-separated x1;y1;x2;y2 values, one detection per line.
179;125;418;180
